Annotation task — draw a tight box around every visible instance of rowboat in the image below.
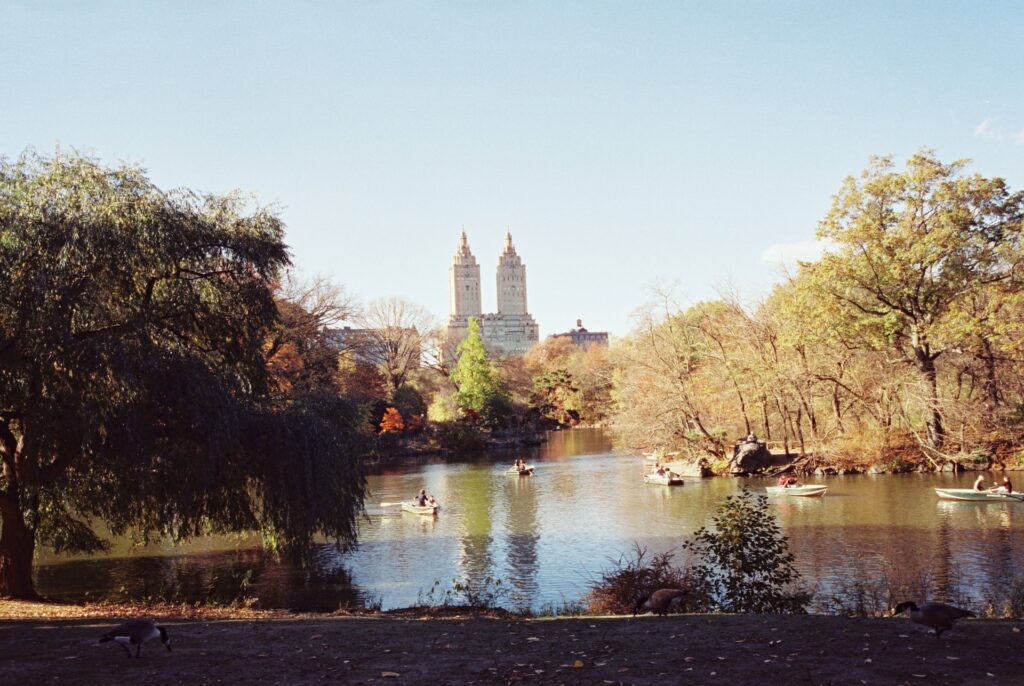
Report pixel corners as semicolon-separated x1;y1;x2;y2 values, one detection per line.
506;466;534;476
765;484;828;497
644;472;684;486
401;502;440;515
934;488;1024;502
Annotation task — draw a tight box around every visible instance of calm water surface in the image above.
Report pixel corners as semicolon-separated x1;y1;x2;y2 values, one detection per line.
33;429;1024;612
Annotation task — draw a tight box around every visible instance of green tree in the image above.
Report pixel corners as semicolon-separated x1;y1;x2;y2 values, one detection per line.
810;151;1023;448
0;151;366;599
683;489;808;613
450;317;504;417
530;368;580;425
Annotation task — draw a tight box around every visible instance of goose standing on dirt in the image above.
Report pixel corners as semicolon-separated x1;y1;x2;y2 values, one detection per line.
633;589;688;616
893;601;975;639
99;619;172;657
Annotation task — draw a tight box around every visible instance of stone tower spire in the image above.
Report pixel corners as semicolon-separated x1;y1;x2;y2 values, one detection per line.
496;230;527;315
449;228;481;318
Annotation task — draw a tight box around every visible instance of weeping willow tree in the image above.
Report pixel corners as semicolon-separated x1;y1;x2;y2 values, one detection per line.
0;150;366;599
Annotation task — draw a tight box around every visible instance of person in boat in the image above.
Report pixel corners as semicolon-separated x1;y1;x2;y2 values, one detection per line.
973;474;986;492
416;488;428;506
777;474;799;488
989;476;1013;494
427;495;437;507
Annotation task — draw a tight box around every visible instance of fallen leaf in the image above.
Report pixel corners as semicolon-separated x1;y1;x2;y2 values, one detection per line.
381;672;400;678
573;660;584;668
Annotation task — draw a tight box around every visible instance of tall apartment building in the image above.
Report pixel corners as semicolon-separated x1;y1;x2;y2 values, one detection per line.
444;230;539;360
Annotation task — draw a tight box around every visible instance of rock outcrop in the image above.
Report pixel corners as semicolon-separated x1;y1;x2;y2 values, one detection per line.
729;440;774;475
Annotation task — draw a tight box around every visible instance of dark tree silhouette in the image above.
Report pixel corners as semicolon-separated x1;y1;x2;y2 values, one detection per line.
0;151;365;598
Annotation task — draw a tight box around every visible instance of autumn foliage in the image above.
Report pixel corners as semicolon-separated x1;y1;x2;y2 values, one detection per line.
379;407;405;434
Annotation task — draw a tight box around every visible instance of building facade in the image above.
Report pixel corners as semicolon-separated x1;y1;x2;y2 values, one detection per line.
550;319;609;349
445;230;539;360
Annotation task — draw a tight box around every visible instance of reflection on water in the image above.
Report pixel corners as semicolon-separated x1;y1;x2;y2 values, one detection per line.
33;546;364;611
33;429;1024;613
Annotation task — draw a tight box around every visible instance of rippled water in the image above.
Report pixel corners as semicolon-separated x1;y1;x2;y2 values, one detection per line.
33;429;1024;612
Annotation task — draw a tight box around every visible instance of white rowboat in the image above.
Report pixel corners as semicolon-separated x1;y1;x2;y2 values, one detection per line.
505;466;535;476
934;488;1024;502
765;485;828;497
401;502;440;515
644;473;684;486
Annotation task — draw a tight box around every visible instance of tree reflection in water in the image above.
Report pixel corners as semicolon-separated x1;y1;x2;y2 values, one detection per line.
33;545;367;612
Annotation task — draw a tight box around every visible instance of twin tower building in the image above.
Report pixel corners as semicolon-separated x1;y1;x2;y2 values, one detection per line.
445;229;539;360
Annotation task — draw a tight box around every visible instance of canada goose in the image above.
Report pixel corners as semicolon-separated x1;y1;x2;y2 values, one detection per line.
99;619;172;657
893;601;976;639
633;589;687;616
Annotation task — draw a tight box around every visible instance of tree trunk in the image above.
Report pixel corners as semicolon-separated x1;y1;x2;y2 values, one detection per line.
832;385;845;433
774;396;790;455
795;407;806;456
980;337;1000;417
0;498;38;599
920;354;945;449
760;396;771;441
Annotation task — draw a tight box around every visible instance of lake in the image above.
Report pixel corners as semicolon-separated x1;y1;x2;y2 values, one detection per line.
32;429;1024;613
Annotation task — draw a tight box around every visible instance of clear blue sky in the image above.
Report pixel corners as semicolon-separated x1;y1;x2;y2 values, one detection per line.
3;1;1023;337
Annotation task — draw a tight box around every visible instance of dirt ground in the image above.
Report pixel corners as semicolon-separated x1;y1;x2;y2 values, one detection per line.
3;607;1024;686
